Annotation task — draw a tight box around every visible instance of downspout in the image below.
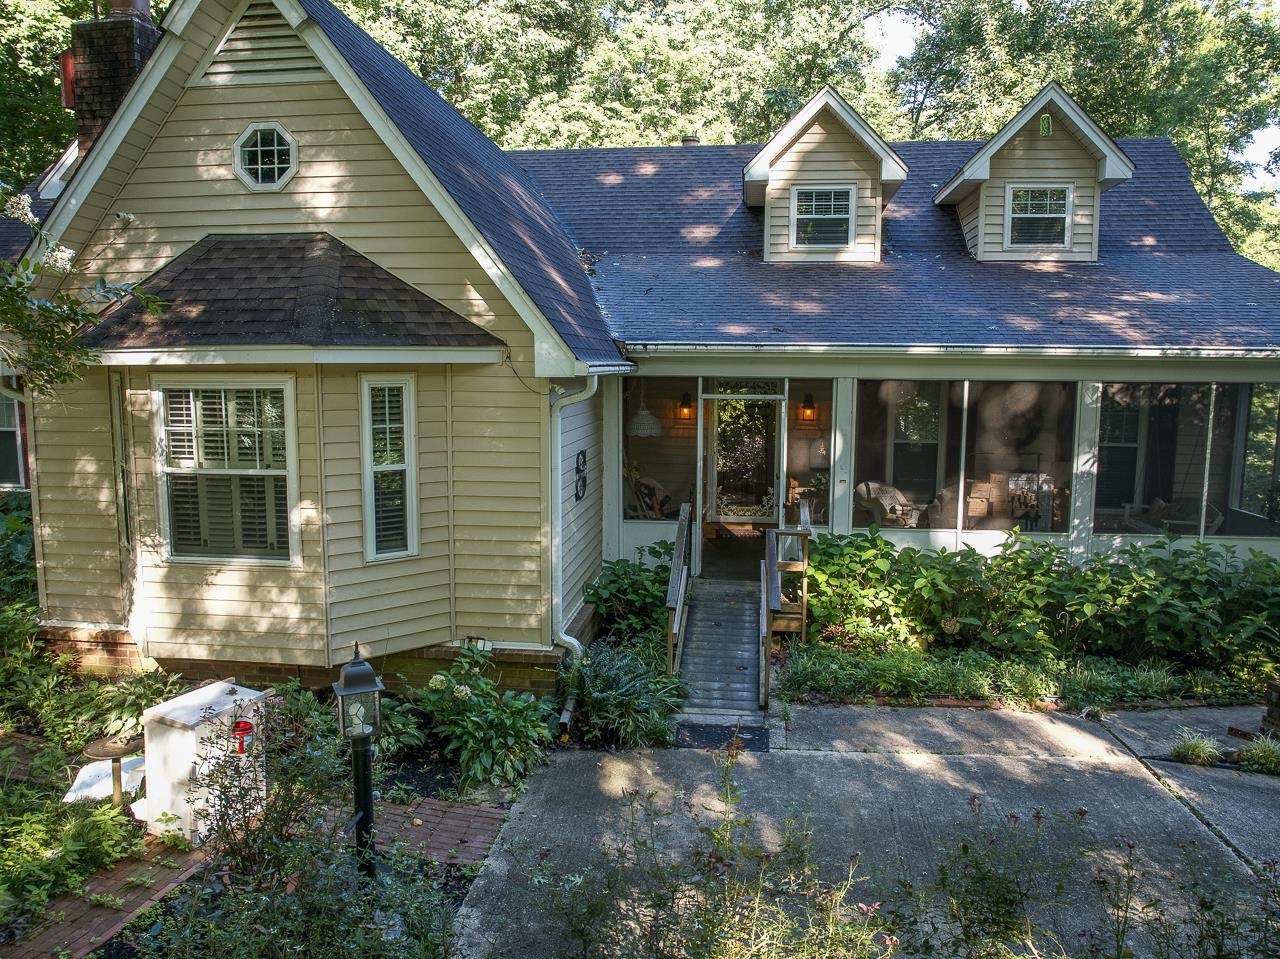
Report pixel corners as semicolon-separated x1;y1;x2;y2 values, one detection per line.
550;375;600;661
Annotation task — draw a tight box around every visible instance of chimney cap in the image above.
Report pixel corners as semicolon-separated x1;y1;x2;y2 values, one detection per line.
681;134;701;146
109;0;151;19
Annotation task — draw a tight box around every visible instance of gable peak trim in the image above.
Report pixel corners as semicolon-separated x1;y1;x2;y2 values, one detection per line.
744;85;908;206
933;81;1135;206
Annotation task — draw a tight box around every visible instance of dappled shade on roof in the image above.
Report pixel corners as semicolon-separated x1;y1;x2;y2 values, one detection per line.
83;233;505;350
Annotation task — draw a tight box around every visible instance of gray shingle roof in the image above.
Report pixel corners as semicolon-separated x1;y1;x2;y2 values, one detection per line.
299;0;626;368
83;233;504;350
0;180;53;264
512;139;1280;351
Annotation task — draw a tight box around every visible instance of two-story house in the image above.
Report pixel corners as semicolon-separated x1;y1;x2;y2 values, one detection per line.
4;0;1278;686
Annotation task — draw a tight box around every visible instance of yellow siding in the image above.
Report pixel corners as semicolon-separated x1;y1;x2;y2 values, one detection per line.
322;368;454;658
957;190;980;256
199;0;327;85
765;110;881;263
979;105;1100;262
30;369;127;625
558;386;604;618
36;13;554;662
124;365;328;665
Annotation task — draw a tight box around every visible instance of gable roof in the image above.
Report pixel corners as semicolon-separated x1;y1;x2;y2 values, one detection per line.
0;179;55;264
514;138;1280;352
294;0;626;369
743;86;909;206
83;233;504;351
934;81;1135;205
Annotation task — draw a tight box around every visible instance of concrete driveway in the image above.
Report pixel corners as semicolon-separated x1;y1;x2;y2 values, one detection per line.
455;704;1276;958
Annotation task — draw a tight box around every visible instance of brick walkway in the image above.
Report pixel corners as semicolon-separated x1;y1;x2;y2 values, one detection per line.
0;730;49;782
0;797;505;958
0;839;205;959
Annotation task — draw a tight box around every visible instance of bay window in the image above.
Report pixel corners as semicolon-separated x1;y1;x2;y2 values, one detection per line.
159;382;294;562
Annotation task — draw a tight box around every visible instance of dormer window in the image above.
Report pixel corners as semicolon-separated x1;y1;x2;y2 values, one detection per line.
792;187;852;247
1007;186;1070;247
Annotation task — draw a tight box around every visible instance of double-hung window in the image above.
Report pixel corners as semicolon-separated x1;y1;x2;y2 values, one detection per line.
159;381;295;563
792;187;852;247
361;375;417;561
1007;186;1071;247
0;396;25;488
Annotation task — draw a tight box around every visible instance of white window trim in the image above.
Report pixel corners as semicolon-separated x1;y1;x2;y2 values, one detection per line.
232;121;299;193
360;373;418;563
789;184;856;250
1003;183;1073;250
151;374;302;568
0;395;25;489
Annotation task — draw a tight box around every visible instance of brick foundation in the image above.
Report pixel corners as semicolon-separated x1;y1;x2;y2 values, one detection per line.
37;610;602;698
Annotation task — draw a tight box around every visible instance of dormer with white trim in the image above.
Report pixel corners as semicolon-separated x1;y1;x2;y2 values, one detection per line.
745;86;908;263
934;82;1134;263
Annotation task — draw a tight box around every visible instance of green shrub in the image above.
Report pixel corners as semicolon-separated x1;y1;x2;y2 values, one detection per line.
1237;734;1280;775
584;542;673;641
806;530;1280;680
409;643;551;787
0;492;35;606
1171;728;1224;765
565;645;684;747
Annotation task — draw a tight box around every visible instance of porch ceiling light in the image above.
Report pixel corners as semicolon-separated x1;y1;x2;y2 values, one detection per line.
627;381;663;437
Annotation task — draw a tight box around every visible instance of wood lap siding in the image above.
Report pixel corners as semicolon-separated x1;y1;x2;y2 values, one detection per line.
37;12;552;661
980;107;1100;262
323;369;454;657
32;369;127;625
558;388;603;621
765;111;881;263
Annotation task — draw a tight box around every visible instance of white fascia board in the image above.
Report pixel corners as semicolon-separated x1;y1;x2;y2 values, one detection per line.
743;85;909;207
25;35;186;262
933;81;1135;206
293;16;582;379
96;346;505;366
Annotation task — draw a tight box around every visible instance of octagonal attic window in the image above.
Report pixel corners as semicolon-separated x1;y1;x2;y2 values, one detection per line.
234;122;298;192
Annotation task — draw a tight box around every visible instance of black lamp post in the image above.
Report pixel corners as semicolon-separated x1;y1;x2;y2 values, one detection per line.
332;643;384;878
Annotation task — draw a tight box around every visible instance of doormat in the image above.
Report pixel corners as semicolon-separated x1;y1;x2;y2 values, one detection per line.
675;722;769;752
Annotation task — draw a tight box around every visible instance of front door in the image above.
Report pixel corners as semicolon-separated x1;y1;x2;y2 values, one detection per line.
701;395;782;579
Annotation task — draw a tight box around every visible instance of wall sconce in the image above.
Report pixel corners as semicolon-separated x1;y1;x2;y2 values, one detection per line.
676;392;694;420
798;393;817;424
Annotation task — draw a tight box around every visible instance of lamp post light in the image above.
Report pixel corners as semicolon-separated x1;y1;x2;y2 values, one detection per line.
332;643;385;878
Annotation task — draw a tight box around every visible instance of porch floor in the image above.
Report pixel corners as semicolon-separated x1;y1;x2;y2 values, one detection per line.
700;526;765;581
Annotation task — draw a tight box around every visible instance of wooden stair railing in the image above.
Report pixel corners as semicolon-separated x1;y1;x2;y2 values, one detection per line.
665;502;693;674
758;502;813;708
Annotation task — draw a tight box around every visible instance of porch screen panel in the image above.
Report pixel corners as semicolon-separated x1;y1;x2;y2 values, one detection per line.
1092;384;1210;535
853;380;962;530
786;380;832;526
962;382;1076;533
162;386;290;560
1205;383;1280;537
622;377;696;521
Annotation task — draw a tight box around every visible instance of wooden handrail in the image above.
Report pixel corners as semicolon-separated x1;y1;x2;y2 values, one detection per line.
764;529;783;614
758;502;815;706
759;560;770;709
665;502;693;673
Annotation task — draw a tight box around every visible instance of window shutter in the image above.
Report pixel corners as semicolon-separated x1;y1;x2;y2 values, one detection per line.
373;469;408;553
168;474;204;553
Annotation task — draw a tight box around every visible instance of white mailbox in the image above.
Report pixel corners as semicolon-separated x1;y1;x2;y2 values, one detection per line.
141;680;265;841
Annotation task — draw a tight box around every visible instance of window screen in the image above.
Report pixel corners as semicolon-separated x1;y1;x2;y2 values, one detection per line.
1009;187;1069;246
794;188;851;246
367;383;411;556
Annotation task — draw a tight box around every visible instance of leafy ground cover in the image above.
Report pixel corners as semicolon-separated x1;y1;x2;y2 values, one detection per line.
570;543;685;747
786;531;1277;711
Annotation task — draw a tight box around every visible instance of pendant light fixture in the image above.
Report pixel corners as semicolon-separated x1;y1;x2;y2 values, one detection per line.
626;380;663;437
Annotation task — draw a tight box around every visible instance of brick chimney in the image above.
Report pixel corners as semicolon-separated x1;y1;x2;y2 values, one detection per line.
68;0;161;153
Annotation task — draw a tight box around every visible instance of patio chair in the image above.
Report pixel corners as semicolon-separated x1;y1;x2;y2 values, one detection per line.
1122;498;1224;535
854;481;924;528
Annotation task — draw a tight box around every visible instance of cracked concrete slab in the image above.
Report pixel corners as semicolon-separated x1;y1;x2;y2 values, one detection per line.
1103;706;1268;757
1148;759;1280;865
776;703;1127;759
455;740;1253;958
